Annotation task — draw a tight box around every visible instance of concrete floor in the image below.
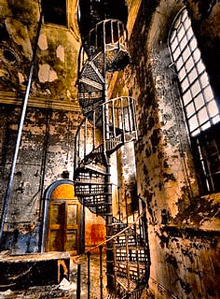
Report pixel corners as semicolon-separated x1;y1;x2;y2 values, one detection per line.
0;254;152;299
0;254;107;299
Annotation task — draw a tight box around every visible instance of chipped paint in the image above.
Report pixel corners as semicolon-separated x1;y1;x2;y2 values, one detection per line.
38;33;48;51
38;64;58;83
56;45;65;62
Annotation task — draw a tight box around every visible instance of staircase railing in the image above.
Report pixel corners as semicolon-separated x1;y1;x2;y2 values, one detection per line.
74;195;150;299
74;96;137;171
74;7;150;298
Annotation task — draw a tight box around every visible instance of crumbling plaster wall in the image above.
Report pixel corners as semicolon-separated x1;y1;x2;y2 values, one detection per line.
109;0;220;297
0;0;80;109
0;0;107;254
0;104;83;253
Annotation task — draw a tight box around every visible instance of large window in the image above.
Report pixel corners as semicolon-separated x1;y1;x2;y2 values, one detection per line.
169;8;220;194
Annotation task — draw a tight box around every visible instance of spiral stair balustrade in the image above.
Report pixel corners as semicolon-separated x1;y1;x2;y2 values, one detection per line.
77;19;130;116
74;16;150;299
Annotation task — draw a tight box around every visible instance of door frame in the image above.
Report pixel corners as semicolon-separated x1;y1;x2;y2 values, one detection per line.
40;179;84;253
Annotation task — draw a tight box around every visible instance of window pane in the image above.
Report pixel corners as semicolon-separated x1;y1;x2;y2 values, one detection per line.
194;94;205;110
184;16;191;30
201;122;211;131
191;128;200;137
193;49;201;63
182;47;191;62
181;77;189;91
182;9;188;22
191;80;200;97
176;57;184;71
171;37;178;52
173;47;181;60
213;115;220;124
208;100;219;117
203;86;214;101
188;68;197;84
198;108;209;124
200;73;209;88
178;26;185;41
169;8;220;195
185;56;194;72
186;102;195;117
179;67;187;81
189;115;199;131
188;29;195;43
197;61;206;74
180;36;188;51
182;90;192;105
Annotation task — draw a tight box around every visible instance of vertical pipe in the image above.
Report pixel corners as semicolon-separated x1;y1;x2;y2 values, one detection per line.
93;111;95;149
133;215;140;283
102;19;114;292
87;251;91;299
112;101;116;138
113;235;117;297
127;97;132;132
84;117;87;156
125;231;130;295
0;8;43;243
131;99;138;140
78;124;81;161
100;245;103;299
111;20;114;43
125;191;129;227
77;264;81;299
80;198;85;253
117;21;120;50
118;186;121;222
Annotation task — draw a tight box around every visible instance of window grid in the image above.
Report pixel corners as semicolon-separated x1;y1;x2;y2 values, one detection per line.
170;10;220;137
169;9;220;194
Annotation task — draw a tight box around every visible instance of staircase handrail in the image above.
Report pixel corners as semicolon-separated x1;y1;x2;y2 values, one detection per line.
74;196;147;259
87;19;128;54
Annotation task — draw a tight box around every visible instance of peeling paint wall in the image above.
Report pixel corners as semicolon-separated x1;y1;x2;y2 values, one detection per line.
108;0;220;297
0;0;80;110
0;104;82;253
0;0;107;254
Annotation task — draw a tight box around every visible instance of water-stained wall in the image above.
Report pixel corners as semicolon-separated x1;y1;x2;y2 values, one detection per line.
0;0;107;254
108;0;220;297
0;104;82;253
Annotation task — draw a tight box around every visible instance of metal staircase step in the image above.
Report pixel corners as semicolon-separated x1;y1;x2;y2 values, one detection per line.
75;192;112;197
75;165;108;179
78;77;103;90
116;277;137;292
87;61;105;83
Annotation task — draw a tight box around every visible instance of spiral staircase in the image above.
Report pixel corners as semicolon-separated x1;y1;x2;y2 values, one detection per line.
74;18;150;298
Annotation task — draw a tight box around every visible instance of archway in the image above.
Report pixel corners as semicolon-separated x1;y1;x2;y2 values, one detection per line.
41;180;83;255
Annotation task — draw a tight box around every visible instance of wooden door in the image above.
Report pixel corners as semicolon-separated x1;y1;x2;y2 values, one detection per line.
47;199;81;255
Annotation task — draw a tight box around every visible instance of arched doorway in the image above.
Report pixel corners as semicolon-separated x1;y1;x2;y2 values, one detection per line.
43;180;82;255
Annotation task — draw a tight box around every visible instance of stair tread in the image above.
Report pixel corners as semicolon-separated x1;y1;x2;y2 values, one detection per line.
115;261;146;269
75;192;112;196
75;165;108;176
116;276;137;291
75;182;111;185
80;202;112;207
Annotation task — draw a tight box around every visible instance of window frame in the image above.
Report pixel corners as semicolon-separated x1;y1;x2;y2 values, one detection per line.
168;8;220;195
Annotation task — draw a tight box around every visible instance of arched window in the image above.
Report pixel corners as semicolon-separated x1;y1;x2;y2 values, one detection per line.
169;8;220;194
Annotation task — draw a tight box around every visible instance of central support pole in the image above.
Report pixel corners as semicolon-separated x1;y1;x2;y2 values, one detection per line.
102;21;114;292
